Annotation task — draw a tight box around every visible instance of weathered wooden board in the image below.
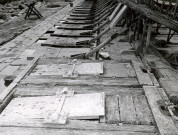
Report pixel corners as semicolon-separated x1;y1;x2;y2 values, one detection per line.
30;64;73;75
10;58;35;66
0;126;157;135
69;13;93;17
0;63;9;72
41;37;92;48
30;63;103;76
58;48;90;57
73;9;92;11
0;57;39;103
67;16;93;21
118;94;137;124
74;63;103;75
133;95;154;125
132;59;153;85
14;85;144;97
143;86;178;135
20;76;140;87
105;95;120;124
63;20;93;24
51;29;92;37
0;75;6;94
56;24;93;30
0;96;64;122
0;65;20;76
19;49;36;58
103;62;136;78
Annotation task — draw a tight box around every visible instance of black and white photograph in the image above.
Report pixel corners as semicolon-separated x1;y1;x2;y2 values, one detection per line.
0;0;177;134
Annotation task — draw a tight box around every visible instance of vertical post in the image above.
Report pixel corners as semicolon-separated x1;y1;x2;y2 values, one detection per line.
139;19;146;57
96;23;101;59
167;29;172;43
144;23;152;55
137;18;142;40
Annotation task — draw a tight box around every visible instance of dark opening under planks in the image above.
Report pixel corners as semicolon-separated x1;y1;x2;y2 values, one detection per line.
51;29;93;37
63;20;93;24
69;13;93;17
67;16;93;21
56;23;93;30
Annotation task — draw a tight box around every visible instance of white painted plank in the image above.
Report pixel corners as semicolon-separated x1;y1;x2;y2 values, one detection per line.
0;93;105;125
61;92;105;119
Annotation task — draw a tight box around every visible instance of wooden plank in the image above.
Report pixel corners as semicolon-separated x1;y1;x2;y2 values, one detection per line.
0;63;8;71
0;65;20;76
58;48;90;57
0;115;157;133
149;73;160;87
13;57;39;83
19;49;36;58
63;20;93;24
143;86;178;135
10;58;34;66
30;63;103;76
0;57;39;103
132;59;153;85
105;95;120;124
61;93;105;119
0;93;104;123
74;63;103;75
41;37;92;48
14;86;144;97
133;95;154;125
44;95;67;125
44;48;61;58
103;62;136;78
52;29;93;37
20;76;140;87
0;76;7;94
118;94;137;124
0;96;67;123
159;78;178;102
0;127;157;135
56;24;93;30
67;16;93;21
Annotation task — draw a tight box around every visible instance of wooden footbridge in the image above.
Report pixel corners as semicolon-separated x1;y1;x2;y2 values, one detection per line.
0;0;178;134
